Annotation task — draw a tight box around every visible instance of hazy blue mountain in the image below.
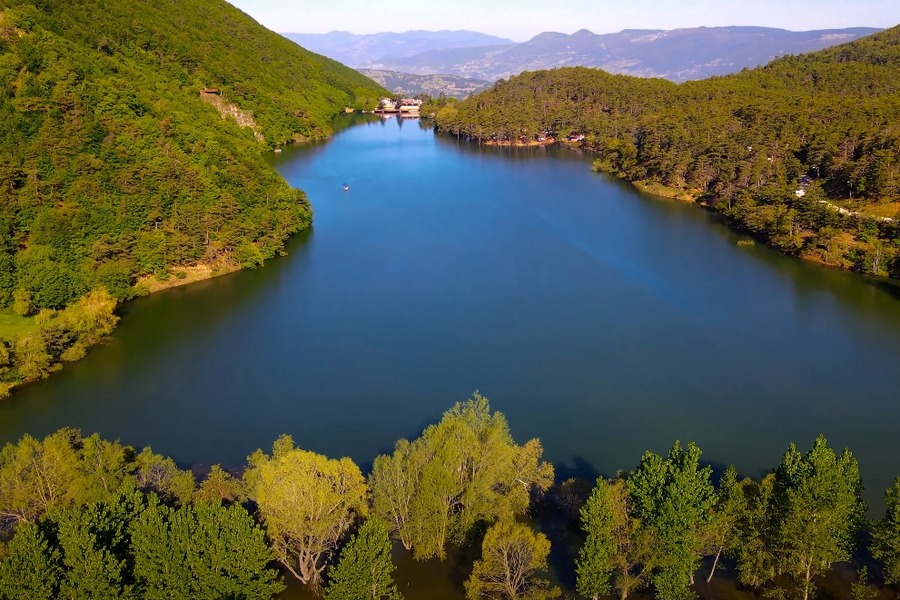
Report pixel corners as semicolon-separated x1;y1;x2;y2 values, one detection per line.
374;26;883;82
282;30;513;68
358;69;492;99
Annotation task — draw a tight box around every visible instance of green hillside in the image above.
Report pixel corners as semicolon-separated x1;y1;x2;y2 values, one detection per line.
0;0;386;393
434;26;900;279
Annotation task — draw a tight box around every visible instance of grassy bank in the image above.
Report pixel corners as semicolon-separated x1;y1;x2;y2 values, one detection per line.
0;309;37;341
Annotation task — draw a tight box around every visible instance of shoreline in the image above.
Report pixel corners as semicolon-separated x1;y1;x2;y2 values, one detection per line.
134;262;241;296
1;140;316;400
436;130;894;281
630;179;700;203
579;144;895;281
480;137;556;148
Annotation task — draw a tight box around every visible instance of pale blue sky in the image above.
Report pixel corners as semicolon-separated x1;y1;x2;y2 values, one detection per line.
227;0;897;41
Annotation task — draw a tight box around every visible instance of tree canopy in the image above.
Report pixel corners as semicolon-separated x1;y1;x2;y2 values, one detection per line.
244;435;368;589
325;517;402;600
465;519;559;600
2;416;899;600
370;393;554;560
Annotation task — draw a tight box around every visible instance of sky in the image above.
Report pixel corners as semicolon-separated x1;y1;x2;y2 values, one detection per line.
227;0;898;42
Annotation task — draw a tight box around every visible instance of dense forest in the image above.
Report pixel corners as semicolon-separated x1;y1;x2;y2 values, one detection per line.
431;26;900;280
0;0;386;393
2;394;900;600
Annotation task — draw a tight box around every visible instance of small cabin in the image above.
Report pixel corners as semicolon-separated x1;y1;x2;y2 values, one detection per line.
200;88;221;96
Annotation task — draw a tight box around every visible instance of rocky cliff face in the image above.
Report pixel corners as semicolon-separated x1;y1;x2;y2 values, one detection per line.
199;91;263;140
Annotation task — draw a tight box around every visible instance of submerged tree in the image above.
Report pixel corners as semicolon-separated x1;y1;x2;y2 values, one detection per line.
577;477;654;600
771;435;865;600
371;438;421;552
465;519;559;600
731;474;777;589
627;441;715;600
244;435;367;588
370;393;554;560
577;478;617;600
325;517;402;600
196;464;246;505
699;466;745;583
873;477;900;584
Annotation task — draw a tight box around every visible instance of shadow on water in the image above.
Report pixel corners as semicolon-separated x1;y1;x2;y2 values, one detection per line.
532;501;583;593
871;277;900;302
278;542;472;600
555;455;604;484
702;459;733;487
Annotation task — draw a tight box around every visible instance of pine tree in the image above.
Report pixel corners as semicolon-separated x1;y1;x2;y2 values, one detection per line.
325;517;402;600
0;521;62;600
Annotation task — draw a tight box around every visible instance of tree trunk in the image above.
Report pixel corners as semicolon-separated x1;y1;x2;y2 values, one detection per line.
803;561;812;600
707;547;722;584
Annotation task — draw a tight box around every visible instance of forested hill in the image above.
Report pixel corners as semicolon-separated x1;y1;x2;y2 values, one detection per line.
0;0;385;393
433;26;900;279
0;0;386;306
4;0;385;143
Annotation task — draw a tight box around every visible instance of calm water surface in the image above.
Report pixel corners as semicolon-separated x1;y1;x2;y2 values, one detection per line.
2;114;900;595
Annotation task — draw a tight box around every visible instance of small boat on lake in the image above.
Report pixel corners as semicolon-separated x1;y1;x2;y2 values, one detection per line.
342;183;349;191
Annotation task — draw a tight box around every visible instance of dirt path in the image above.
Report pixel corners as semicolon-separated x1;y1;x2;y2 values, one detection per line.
818;200;895;223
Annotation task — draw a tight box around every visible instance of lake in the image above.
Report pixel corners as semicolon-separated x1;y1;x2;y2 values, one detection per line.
2;113;900;595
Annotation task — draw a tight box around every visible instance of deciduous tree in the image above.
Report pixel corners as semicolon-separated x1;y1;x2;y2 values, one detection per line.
370;394;553;560
577;478;654;600
0;428;81;531
245;435;367;588
771;435;865;600
627;442;715;600
465;519;559;600
731;474;776;589
133;448;195;506
699;466;744;583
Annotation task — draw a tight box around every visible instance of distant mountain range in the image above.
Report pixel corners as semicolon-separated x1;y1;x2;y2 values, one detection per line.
288;26;882;84
282;30;513;68
358;70;492;99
